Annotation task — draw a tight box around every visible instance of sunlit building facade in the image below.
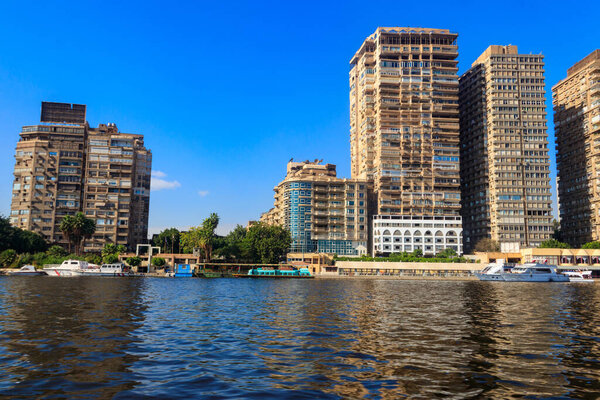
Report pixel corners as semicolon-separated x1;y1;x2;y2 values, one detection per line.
350;27;463;255
9;102;152;251
459;45;553;252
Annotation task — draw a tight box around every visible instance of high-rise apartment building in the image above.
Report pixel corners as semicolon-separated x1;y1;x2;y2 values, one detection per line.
9;102;151;251
84;123;152;251
261;160;369;256
553;50;600;246
350;27;463;255
459;45;553;252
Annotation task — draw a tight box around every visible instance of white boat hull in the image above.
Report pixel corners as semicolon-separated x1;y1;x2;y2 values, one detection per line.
43;269;82;277
79;271;129;277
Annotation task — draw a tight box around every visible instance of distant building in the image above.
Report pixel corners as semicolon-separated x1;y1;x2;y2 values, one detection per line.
553;50;600;246
9;102;151;251
262;160;369;256
459;45;553;252
350;27;463;255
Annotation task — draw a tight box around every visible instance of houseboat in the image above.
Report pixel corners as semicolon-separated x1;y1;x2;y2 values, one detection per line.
234;266;313;278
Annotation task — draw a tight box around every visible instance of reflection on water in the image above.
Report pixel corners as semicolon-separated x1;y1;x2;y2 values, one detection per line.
0;278;599;398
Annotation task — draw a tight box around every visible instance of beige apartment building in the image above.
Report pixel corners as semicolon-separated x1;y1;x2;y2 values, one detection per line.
349;27;462;255
553;50;600;246
459;45;553;252
261;160;369;256
84;123;152;252
9;102;151;251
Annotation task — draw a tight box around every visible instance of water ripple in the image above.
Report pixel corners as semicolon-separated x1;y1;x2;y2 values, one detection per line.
0;277;600;398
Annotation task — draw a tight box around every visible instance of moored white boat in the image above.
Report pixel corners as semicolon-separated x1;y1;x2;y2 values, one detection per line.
79;263;131;277
43;259;88;277
563;270;595;283
476;262;569;282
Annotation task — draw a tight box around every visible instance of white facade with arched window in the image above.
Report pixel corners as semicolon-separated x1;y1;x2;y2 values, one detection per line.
372;215;463;255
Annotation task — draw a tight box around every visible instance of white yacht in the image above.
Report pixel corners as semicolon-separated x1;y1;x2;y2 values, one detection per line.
43;259;88;277
563;270;595;283
476;262;569;282
79;263;130;277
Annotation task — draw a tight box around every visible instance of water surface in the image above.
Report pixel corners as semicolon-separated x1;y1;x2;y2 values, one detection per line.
0;277;599;399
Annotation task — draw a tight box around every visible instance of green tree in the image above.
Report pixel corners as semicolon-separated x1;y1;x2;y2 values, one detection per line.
59;213;96;255
104;254;120;264
85;254;102;265
59;215;75;253
181;213;220;261
582;241;600;249
153;228;181;253
152;257;166;267
0;216;16;252
16;253;34;268
126;256;142;267
47;245;68;257
0;215;47;254
412;248;423;257
539;239;571;249
437;248;457;258
214;225;247;261
242;223;291;264
474;238;501;252
13;230;47;254
0;249;18;267
101;243;126;263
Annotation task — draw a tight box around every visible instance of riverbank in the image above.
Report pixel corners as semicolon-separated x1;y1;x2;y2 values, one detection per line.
316;274;477;280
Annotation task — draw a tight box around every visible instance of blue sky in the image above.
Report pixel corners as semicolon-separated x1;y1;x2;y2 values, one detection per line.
0;0;598;235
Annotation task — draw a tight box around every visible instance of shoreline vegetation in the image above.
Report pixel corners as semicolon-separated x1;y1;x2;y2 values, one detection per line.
0;213;292;270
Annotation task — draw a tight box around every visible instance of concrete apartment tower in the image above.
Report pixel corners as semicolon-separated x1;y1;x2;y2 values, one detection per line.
350;27;463;256
553;50;600;246
459;45;553;252
9;102;152;251
261;160;369;256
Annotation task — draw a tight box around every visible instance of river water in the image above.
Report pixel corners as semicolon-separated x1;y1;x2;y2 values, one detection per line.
0;277;599;399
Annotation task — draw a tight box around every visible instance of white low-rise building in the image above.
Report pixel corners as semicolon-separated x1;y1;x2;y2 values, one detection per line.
372;215;463;256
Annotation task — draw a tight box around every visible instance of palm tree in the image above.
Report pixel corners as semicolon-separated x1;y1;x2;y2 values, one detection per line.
71;212;96;255
59;215;75;253
79;216;96;255
59;213;96;255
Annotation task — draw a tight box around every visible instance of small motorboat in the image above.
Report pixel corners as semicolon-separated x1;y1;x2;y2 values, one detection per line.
8;265;47;276
563;270;595;283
